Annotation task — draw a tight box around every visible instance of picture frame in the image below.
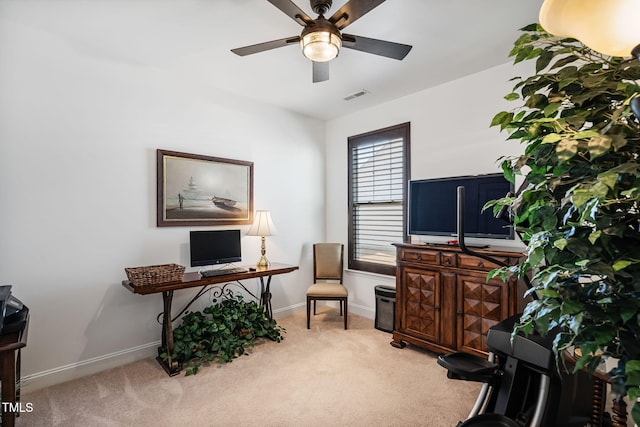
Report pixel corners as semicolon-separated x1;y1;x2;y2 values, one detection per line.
157;149;254;227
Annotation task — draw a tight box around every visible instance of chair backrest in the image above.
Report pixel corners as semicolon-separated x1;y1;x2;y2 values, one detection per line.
313;243;344;283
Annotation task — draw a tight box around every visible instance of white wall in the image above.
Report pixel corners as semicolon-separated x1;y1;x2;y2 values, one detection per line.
0;12;325;390
325;60;533;317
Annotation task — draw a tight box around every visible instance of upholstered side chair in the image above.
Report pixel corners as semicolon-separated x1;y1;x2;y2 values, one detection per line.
306;243;348;329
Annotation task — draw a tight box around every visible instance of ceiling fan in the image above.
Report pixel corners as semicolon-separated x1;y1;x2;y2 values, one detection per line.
231;0;413;83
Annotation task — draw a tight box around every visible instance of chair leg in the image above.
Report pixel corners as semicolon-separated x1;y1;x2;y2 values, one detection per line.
340;300;343;316
344;299;348;330
313;300;317;315
306;297;311;329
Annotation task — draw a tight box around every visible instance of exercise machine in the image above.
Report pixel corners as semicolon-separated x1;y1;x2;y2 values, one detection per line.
438;314;596;426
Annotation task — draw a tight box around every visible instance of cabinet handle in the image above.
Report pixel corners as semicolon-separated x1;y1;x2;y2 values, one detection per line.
417;254;422;260
456;311;463;317
444;258;450;265
478;261;484;268
434;305;441;311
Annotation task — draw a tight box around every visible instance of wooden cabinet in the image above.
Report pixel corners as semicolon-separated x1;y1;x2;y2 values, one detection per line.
391;243;524;357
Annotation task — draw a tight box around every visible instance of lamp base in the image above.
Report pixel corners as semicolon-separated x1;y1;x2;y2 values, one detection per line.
256;255;270;269
256;235;270;269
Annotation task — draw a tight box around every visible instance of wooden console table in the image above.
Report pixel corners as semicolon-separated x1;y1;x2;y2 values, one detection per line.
122;263;298;376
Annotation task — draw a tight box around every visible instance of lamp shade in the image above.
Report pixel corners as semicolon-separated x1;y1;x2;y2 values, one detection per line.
539;0;640;57
246;210;277;237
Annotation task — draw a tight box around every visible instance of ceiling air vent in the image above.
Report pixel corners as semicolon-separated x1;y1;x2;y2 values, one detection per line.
344;89;369;101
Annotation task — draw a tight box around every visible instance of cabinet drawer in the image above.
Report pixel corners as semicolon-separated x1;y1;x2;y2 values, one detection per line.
441;253;457;267
457;254;508;271
400;248;440;265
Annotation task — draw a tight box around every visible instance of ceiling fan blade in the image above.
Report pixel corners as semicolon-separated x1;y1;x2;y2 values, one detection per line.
342;34;412;60
267;0;313;26
231;36;300;56
329;0;386;30
312;61;330;83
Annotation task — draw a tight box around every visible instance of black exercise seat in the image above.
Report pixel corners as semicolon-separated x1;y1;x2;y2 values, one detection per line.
437;352;498;383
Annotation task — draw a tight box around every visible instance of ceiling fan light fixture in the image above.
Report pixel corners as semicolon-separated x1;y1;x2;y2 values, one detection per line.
301;17;342;63
301;30;341;62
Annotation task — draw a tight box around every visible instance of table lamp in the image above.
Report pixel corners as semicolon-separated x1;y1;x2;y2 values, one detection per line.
246;210;277;268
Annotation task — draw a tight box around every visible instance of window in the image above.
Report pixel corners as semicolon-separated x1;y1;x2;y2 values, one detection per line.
348;122;410;276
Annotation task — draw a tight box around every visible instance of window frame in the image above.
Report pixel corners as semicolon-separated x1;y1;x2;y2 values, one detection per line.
347;122;411;276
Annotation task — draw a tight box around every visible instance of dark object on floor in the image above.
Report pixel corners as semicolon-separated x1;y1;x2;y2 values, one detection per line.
374;285;395;333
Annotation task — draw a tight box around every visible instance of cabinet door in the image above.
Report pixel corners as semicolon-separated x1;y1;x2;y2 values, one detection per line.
457;272;509;356
401;267;440;343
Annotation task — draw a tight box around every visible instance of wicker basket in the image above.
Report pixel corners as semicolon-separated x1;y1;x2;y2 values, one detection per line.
125;264;185;286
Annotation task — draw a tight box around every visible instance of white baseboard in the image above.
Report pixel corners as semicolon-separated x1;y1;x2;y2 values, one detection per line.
348;302;375;319
21;341;159;394
272;302;306;318
274;301;374;320
21;302;376;393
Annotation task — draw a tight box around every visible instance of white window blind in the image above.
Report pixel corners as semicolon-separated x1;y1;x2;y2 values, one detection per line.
350;137;405;269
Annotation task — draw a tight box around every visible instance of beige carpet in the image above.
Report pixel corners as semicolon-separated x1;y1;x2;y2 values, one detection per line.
20;309;481;426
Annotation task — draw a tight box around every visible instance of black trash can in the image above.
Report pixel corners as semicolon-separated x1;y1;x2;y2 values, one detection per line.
374;285;396;333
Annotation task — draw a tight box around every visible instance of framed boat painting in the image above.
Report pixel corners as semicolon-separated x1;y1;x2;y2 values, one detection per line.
157;149;254;227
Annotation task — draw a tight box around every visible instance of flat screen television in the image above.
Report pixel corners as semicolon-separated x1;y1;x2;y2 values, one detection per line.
189;230;242;267
408;173;514;239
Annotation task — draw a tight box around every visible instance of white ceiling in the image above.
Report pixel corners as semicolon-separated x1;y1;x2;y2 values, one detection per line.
2;0;543;120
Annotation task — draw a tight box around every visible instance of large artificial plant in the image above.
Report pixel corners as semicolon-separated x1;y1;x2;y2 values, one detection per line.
490;24;640;423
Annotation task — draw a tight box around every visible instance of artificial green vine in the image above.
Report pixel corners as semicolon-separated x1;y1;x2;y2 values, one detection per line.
489;23;640;423
161;295;284;375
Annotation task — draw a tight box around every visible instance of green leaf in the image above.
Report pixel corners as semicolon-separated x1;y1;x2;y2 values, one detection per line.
613;260;634;271
551;55;579;70
536;49;553;72
554;238;568;250
572;129;600;140
590;181;609;200
528;246;545;268
632;401;640;426
556;139;578;162
572;189;591;208
538;289;561;298
561;300;583;315
542;133;562;143
610;134;628;151
524;93;548;108
588;135;612;159
558;78;577;91
567;312;584;334
597;171;618;189
575;259;589;267
504;92;520;101
620;308;636;324
490;111;514;130
543;102;561;117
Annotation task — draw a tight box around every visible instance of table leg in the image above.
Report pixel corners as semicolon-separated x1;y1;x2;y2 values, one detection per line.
259;276;273;320
591;376;605;426
611;395;628;427
0;348;16;427
157;290;180;376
